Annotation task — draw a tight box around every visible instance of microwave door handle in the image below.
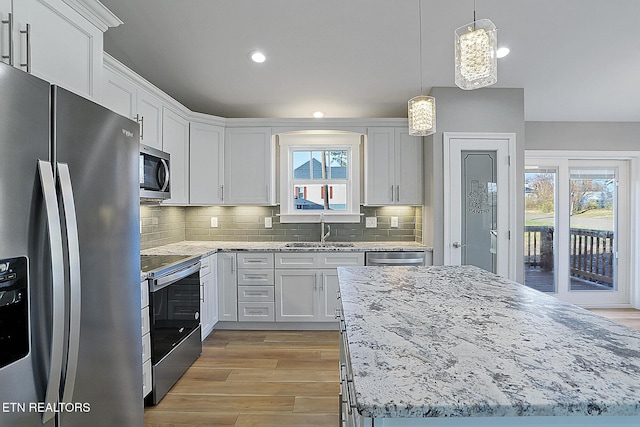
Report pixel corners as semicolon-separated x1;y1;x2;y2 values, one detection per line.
37;160;65;424
57;163;82;405
159;158;170;192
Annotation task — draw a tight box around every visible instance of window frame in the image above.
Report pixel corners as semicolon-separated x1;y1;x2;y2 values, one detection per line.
278;132;362;223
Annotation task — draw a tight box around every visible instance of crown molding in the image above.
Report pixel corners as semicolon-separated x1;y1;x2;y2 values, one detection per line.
62;0;123;32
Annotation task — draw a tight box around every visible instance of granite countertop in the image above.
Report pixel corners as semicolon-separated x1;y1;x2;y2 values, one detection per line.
337;265;640;420
141;240;432;257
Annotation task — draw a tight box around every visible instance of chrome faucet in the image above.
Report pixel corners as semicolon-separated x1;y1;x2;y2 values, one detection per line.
320;214;331;245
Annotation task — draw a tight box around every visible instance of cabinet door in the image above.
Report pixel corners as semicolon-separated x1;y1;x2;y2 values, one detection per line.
217;252;237;321
394;129;423;205
224;127;273;205
190;122;224;205
365;127;396;205
137;89;164;150
102;67;137;119
162;107;190;205
275;270;318;321
13;0;103;99
200;254;216;340
319;269;341;322
210;253;219;324
200;271;212;340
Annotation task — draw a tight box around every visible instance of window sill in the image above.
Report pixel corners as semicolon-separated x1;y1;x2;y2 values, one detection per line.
277;213;363;224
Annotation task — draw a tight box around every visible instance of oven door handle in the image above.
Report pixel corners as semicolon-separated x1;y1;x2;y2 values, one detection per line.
152;261;201;292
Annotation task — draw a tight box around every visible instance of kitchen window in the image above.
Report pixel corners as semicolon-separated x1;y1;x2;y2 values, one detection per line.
278;132;361;223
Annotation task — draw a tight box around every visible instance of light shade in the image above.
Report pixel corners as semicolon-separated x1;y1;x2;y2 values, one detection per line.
408;96;436;136
455;18;497;90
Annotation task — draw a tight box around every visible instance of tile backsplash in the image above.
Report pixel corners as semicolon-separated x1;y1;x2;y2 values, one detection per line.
140;205;186;250
141;205;422;249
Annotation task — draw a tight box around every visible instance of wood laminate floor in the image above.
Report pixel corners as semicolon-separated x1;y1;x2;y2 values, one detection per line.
144;330;340;427
144;309;640;427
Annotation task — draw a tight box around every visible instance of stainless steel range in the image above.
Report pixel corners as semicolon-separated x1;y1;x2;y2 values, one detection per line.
141;254;202;405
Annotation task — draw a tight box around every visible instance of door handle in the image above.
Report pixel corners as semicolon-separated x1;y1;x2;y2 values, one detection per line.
57;163;81;405
452;242;466;248
1;13;13;65
37;160;65;424
19;23;30;72
159;158;170;191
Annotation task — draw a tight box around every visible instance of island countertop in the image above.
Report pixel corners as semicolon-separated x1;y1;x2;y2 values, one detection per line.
337;265;640;425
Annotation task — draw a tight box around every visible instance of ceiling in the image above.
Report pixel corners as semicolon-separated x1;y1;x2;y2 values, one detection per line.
100;0;640;122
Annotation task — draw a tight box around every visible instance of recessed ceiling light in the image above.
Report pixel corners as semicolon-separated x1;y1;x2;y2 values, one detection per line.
250;51;266;63
496;47;510;59
313;111;324;118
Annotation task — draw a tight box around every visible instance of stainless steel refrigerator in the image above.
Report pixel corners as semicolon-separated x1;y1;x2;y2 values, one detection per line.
0;62;143;426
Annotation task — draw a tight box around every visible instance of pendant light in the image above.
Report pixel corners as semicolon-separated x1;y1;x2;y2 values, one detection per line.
454;1;497;90
408;0;435;136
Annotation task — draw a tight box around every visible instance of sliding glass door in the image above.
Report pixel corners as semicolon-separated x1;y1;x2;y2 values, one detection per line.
524;168;557;293
524;158;629;306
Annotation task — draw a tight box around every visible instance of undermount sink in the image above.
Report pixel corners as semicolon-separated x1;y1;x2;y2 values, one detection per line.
284;242;355;248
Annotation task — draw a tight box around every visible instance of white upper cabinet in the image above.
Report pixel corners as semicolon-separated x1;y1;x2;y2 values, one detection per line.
136;89;164;150
190;121;224;205
6;0;118;100
102;63;164;150
162;107;190;205
223;127;274;205
365;127;423;205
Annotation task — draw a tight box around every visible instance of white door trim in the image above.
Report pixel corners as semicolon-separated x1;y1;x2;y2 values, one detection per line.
444;132;517;280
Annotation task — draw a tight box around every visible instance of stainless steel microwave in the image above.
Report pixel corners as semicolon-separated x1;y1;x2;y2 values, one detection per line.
140;144;170;201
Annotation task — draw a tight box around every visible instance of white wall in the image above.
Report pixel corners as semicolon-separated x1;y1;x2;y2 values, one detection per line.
526;122;640;150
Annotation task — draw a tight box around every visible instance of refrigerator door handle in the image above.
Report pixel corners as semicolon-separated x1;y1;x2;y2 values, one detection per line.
57;163;81;404
37;160;65;424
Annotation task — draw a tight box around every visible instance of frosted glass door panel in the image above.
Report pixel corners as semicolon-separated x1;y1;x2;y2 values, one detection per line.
461;151;497;273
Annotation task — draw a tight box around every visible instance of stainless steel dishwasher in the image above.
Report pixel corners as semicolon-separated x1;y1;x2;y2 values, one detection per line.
364;251;426;266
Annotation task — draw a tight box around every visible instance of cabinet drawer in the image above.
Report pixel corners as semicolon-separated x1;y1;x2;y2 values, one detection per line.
237;268;274;286
275;252;318;268
317;252;364;268
142;359;152;398
237;252;274;268
200;255;212;276
141;307;150;336
141;280;149;309
238;285;275;302
238;302;275;322
142;332;151;364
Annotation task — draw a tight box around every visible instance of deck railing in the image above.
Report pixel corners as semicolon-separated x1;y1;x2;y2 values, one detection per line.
524;226;614;285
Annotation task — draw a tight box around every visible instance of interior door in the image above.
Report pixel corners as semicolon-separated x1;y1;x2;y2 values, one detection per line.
444;133;515;279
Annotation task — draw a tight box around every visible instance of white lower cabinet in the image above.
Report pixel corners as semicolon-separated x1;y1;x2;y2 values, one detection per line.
217;252;238;321
200;254;218;340
275;252;364;322
140;279;151;398
275;270;318;321
319;269;342;321
237;252;275;322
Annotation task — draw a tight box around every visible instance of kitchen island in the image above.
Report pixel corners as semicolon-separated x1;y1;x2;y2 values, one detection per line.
337;265;640;426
